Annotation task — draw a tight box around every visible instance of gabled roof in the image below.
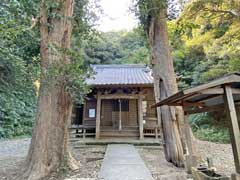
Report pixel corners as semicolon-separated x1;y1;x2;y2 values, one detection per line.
86;64;153;86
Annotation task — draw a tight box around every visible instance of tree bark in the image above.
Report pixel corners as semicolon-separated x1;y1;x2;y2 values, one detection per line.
148;10;185;167
20;0;78;179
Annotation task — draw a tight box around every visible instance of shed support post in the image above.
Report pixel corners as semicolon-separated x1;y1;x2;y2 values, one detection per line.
138;94;144;140
83;129;86;139
184;114;194;156
184;114;199;174
96;94;101;139
224;85;240;178
155;127;158;139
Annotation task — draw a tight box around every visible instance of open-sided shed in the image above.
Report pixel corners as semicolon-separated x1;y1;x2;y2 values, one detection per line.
152;73;240;179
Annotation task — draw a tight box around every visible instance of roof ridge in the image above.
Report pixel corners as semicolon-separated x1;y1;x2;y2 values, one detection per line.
91;64;147;68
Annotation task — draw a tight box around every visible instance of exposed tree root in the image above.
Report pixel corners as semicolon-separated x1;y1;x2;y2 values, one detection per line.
19;152;79;180
67;153;80;171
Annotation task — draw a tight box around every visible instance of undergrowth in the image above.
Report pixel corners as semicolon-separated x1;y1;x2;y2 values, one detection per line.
188;113;230;144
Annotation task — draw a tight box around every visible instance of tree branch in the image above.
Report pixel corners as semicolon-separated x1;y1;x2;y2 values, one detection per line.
29;16;40;30
203;7;240;18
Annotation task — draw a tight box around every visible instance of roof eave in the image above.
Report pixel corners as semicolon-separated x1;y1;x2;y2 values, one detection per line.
89;83;154;88
151;73;240;108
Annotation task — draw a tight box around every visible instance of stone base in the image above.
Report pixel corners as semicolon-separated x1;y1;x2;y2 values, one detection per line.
191;167;230;180
231;173;240;180
184;155;200;174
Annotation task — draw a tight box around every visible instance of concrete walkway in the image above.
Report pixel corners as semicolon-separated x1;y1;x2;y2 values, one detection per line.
98;144;154;180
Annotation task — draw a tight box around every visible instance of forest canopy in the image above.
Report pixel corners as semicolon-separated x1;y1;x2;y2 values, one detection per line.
0;0;239;141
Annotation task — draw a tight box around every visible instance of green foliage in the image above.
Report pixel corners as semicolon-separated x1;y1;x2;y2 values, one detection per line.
0;84;36;138
42;47;92;103
133;0;167;32
168;0;240;88
0;0;99;138
81;28;150;66
0;0;39;138
72;0;101;42
1;0;239;142
168;0;238;142
188;113;211;129
0;47;37;138
133;0;181;33
193;128;230;144
188;113;230;144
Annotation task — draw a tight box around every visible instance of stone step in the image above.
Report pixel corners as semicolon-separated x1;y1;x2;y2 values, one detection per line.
101;126;139;131
100;130;139;137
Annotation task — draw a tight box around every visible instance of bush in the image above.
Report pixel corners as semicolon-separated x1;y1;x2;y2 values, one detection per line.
193;127;230;144
0;49;37;139
188;113;230;144
0;87;36;139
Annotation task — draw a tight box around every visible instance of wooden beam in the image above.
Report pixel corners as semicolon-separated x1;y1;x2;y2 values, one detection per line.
152;74;240;108
152;87;240;108
166;101;204;107
200;87;240;95
99;94;142;100
224;85;240;173
96;93;101;139
192;94;221;103
151;91;185;108
200;88;224;95
184;74;240;94
138;94;144;140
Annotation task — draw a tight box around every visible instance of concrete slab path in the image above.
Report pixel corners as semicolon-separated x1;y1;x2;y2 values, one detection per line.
98;144;154;180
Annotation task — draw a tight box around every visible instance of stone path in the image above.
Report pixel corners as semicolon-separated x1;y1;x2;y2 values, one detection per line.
98;144;154;180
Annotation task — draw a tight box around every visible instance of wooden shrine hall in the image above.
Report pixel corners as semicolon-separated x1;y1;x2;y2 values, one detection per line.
71;64;160;139
152;73;240;179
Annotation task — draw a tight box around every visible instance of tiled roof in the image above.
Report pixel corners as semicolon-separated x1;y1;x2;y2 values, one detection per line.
86;64;153;86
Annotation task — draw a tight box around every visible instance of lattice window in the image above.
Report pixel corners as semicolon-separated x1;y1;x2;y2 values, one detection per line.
112;99;129;111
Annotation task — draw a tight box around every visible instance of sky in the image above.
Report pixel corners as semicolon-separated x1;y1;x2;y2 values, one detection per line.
96;0;138;32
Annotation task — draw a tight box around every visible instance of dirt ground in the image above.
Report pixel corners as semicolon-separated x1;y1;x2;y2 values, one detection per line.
0;138;105;180
196;140;235;177
0;138;235;180
137;146;187;180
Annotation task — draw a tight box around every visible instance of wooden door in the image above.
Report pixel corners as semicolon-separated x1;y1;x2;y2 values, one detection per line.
101;100;113;127
120;99;129;127
128;99;138;126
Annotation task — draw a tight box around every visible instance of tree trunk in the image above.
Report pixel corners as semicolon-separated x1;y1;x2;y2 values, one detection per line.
20;0;78;179
148;10;185;167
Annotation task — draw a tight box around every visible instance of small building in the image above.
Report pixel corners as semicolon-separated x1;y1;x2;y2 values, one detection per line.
71;64;159;139
152;73;240;178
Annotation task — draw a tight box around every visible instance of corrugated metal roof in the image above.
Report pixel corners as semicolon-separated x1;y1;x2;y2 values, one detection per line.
86;64;153;86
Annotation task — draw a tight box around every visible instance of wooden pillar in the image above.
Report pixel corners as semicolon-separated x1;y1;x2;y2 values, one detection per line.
83;129;86;139
184;114;198;174
224;85;240;176
184;114;194;156
138;94;144;140
119;99;122;131
83;102;86;123
155;127;158;139
96;94;101;139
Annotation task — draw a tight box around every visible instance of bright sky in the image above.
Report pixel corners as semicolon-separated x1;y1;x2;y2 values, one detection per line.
97;0;138;32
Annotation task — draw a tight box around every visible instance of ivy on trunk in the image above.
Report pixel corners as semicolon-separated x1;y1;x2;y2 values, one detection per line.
21;1;79;179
